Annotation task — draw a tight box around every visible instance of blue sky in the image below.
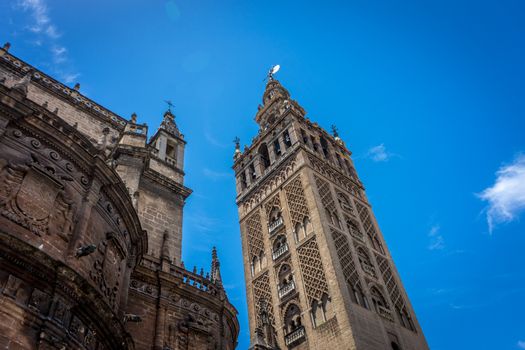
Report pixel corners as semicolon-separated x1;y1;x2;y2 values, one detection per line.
2;1;525;349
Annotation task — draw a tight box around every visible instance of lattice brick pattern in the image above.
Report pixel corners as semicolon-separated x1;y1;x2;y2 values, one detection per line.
245;210;265;259
283;175;310;226
355;201;380;244
314;175;337;213
253;272;275;326
330;228;360;288
264;193;281;220
297;237;330;304
375;254;405;310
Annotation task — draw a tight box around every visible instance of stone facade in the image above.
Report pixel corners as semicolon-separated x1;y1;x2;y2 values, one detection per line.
233;79;429;350
0;44;239;350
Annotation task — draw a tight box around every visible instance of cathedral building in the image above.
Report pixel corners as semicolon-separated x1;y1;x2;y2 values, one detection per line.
0;43;238;350
233;77;429;349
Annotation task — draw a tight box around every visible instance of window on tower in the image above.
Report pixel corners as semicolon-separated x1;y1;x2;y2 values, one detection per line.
249;163;257;180
273;139;282;158
320;136;331;160
301;129;310;146
357;247;376;278
311;136;319;152
240;172;247;190
283;130;292;148
258;143;271;169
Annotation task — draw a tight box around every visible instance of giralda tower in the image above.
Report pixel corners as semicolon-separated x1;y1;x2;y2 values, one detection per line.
233;74;429;350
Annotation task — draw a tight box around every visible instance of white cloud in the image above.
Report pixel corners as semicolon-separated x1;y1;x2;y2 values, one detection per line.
19;0;52;36
366;143;397;162
478;154;525;233
51;45;67;63
428;224;445;250
62;73;80;84
517;340;525;349
203;168;231;180
204;130;229;149
16;0;79;85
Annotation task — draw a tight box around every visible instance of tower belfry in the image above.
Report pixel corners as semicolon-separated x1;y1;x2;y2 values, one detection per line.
233;78;429;350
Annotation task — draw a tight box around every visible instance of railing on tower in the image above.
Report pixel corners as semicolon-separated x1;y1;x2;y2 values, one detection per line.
268;216;284;235
284;326;306;346
278;280;295;299
272;243;289;260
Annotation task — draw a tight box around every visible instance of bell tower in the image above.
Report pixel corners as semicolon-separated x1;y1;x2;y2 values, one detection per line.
233;76;429;350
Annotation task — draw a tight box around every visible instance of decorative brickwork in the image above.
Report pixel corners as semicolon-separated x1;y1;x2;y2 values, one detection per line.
283;175;310;227
314;175;337;213
253;272;275;326
330;228;359;288
297;237;330;304
245;210;265;260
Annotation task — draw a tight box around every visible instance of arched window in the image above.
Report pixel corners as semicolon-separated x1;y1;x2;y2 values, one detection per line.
325;208;341;228
369;234;385;254
273;139;282;158
337;192;353;212
346;218;363;240
311;136;319;152
303;216;312;236
357;247;376;277
300;129;309;147
258;143;271;169
284;304;302;334
294;222;302;242
273;235;286;251
272;235;288;260
251;255;258;276
278;264;292;285
249;163;257;180
283;130;292;148
320;137;331;160
268;206;281;223
397;307;416;332
240;172;247;190
335;153;343;168
370;286;389;313
350;283;369;309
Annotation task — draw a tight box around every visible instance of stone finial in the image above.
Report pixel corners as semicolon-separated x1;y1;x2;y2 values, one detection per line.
233;136;241;159
210;246;222;285
161;230;170;261
73;83;80;91
2;42;10;51
130;113;137;124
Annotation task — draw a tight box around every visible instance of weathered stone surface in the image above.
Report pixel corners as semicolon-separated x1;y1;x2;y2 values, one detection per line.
234;79;429;350
0;46;239;350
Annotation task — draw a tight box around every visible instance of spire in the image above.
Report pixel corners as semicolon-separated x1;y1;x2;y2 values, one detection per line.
210;246;222;285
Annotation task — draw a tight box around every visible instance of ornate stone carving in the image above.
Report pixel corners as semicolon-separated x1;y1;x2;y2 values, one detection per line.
90;238;123;309
0;155;74;240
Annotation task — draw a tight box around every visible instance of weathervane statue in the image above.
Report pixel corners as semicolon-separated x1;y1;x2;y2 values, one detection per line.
267;64;281;81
